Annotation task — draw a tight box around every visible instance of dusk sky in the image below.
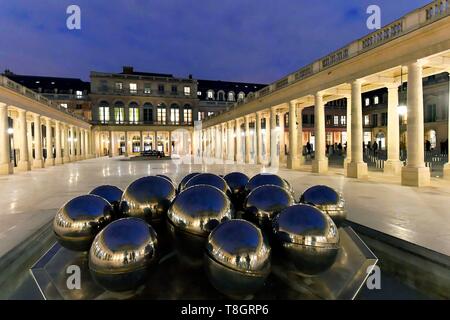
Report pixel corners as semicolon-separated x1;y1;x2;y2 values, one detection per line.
0;0;431;84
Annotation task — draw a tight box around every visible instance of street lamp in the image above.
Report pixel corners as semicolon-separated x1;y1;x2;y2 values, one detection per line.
7;128;13;135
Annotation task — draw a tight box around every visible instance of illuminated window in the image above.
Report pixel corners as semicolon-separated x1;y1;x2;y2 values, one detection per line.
197;91;202;96
99;105;109;123
238;92;245;101
340;116;346;126
207;90;214;100
333;116;339;126
115;108;125;124
144;84;151;94
208;112;214;116
170;105;180;124
365;98;370;106
184;86;191;96
157;106;166;124
374;96;379;104
115;82;123;91
364;115;370;126
60;103;68;109
228;92;235;101
183;105;192;124
129;106;139;124
129;83;137;94
76;90;83;99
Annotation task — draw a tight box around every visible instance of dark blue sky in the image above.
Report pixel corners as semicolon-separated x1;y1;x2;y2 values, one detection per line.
0;0;431;83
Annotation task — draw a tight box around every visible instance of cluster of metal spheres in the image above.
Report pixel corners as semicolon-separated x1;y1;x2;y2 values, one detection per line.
53;172;346;298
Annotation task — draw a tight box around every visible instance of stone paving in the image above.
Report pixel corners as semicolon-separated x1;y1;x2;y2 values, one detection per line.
0;156;450;258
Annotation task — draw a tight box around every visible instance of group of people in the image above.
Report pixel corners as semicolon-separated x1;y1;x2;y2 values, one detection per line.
363;141;380;155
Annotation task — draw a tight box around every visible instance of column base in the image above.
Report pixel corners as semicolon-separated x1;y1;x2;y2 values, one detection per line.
32;159;44;169
44;159;55;167
17;160;31;172
287;156;300;170
384;160;403;176
401;166;430;187
443;163;450;180
346;161;368;179
0;163;13;175
55;157;63;165
312;159;328;174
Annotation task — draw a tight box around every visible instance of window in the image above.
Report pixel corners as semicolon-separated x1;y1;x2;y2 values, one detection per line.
170;105;180;124
143;103;153;123
99;80;108;92
426;104;437;122
364;115;370;126
208;112;215;117
184;86;191;96
326;115;332;125
218;91;225;101
310;115;314;124
374;96;379;104
197;91;202;96
365;98;370;106
76;90;83;99
157;105;166;124
238;92;245;101
333;116;339;126
144;84;151;94
340;116;346;126
158;84;165;93
99;105;110;123
115;82;123;91
207;90;214;100
198;112;204;121
171;85;178;93
302;114;308;124
129;83;137;94
183;105;192;124
60;103;68;109
228;92;235;101
372;114;378;127
115;107;125;124
381;112;388;126
129;105;139;124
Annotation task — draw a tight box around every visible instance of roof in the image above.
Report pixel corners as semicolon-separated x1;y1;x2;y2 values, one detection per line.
3;72;90;94
197;79;267;100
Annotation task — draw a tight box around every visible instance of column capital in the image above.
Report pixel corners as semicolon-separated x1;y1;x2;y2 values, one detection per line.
386;82;401;90
351;79;365;86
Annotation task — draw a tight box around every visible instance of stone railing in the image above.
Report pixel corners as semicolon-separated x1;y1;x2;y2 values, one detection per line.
203;0;450;123
0;75;87;121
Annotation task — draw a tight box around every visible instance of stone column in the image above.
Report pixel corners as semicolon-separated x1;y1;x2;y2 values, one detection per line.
124;131;129;157
63;124;70;163
443;71;450;179
312;92;328;173
32;114;44;168
169;131;172;156
346;80;368;179
344;96;352;171
140;131;144;153
55;121;62;165
27;120;33;164
244;116;251;163
270;107;279;167
287;101;299;169
77;127;82;160
384;84;403;175
85;129;89;158
227;122;234;161
401;61;430;186
0;103;12;174
45;118;54;166
17;109;30;171
297;105;305;165
108;130;113;157
279;111;286;163
256;112;262;164
221;124;226;160
236;119;242;163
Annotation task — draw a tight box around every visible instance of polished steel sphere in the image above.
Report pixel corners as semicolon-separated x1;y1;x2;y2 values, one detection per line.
90;185;124;220
245;173;292;194
156;174;172;183
121;176;176;224
89;217;159;292
53;195;113;251
167;185;234;265
272;204;340;276
205;219;271;298
177;172;200;193
224;172;250;211
299;185;346;226
184;173;231;195
243;185;295;230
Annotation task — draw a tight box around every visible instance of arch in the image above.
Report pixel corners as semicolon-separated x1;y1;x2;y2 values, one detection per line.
217;90;225;101
170;103;180;124
207;89;215;100
114;100;125;108
98;101;110;123
113;101;125;124
375;130;386;150
129;101;139;108
227;91;235;102
183;104;193;124
143;102;153;123
237;91;245;101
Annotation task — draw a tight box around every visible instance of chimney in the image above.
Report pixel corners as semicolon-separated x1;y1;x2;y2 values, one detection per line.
122;66;134;74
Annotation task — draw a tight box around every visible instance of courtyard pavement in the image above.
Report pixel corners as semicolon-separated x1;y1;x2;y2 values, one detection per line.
0;156;450;258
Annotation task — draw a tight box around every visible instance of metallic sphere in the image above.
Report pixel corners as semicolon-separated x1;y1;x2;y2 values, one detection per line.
156;174;173;183
167;185;234;265
272;204;340;276
243;185;295;230
245;173;292;194
184;173;231;195
205;219;271;298
224;172;250;211
89;217;159;292
90;185;123;205
300;185;346;226
121;176;176;224
53;194;113;251
177;172;200;193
